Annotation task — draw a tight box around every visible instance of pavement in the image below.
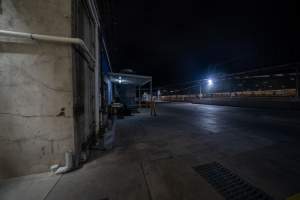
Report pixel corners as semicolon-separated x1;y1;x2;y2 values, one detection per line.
0;173;61;200
1;102;300;200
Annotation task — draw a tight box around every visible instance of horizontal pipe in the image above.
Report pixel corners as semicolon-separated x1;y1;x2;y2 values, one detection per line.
0;30;95;62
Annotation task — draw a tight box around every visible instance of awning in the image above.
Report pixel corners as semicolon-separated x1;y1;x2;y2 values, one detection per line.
108;72;152;86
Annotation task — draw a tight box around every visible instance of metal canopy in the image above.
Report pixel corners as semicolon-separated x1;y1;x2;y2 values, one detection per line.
108;72;152;86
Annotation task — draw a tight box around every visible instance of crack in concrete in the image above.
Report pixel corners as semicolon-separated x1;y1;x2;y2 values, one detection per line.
42;175;63;200
140;162;153;200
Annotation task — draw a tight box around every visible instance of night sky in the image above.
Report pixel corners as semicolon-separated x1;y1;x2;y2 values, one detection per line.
110;0;300;86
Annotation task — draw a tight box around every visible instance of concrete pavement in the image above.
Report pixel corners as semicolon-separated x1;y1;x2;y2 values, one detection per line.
2;102;300;200
0;173;61;200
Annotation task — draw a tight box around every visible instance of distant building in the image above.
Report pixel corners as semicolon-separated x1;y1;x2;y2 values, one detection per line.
108;70;152;110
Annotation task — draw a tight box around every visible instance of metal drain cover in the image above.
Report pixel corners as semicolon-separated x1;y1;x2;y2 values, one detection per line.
194;162;273;200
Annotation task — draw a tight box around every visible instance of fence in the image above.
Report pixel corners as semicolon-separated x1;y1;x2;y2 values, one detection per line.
161;88;296;102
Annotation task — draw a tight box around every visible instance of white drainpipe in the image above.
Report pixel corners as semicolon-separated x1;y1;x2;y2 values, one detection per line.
0;30;95;62
54;151;73;174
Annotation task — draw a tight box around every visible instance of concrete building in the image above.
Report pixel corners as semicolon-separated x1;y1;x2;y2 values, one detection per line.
0;0;110;178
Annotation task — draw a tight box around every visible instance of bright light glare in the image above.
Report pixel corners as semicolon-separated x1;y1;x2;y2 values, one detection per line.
208;79;213;86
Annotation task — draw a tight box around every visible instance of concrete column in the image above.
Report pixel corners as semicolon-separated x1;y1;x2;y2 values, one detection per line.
0;0;74;178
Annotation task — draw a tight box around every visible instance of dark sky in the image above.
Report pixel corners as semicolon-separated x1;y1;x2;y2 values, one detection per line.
110;0;300;86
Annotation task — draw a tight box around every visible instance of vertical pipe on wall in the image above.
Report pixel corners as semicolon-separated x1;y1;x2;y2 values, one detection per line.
95;26;100;135
87;0;104;134
87;0;111;132
99;32;103;130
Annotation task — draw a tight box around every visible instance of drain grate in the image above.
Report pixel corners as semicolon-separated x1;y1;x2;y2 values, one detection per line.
194;162;273;200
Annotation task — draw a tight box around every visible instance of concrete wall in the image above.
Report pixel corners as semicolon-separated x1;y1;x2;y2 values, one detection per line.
0;0;74;178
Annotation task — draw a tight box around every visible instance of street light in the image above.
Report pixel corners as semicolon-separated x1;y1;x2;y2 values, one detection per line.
207;79;213;87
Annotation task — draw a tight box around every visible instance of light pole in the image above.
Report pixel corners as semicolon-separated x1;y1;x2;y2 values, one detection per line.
207;78;214;96
296;67;299;98
208;79;213;87
199;81;202;98
199;78;214;98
